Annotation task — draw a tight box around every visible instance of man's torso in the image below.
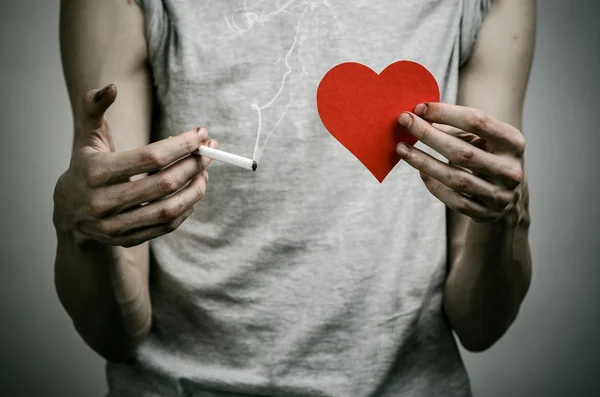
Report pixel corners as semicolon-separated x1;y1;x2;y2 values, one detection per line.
106;1;491;396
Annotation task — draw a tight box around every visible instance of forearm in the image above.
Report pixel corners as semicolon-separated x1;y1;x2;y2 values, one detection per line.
56;0;154;361
53;201;151;361
438;0;535;352
444;175;532;351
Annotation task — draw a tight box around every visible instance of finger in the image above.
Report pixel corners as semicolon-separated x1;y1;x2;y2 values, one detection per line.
398;112;506;177
94;153;207;215
413;102;525;154
80;84;118;129
81;206;195;248
432;123;488;150
432;123;468;137
118;206;195;247
201;139;219;171
396;143;515;210
87;127;210;186
83;172;207;237
419;171;501;223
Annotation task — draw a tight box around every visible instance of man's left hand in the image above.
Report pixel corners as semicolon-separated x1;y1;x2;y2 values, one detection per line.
396;102;525;223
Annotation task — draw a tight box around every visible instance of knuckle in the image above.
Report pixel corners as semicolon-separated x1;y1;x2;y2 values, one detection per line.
512;132;527;153
84;167;96;186
168;208;193;231
493;189;514;208
503;165;524;185
416;152;429;170
469;111;490;131
160;200;184;222
418;122;432;141
421;174;441;195
157;172;181;195
513;168;524;184
198;156;209;172
506;190;518;207
89;194;106;217
430;179;444;197
85;166;109;187
159;206;177;222
184;135;199;154
450;174;471;191
139;148;163;169
454;146;475;165
96;220;115;237
166;218;181;232
436;104;446;122
402;145;413;161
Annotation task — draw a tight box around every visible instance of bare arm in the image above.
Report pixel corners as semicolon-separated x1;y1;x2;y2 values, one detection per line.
61;0;152;154
445;0;536;351
394;0;536;352
57;0;215;361
55;0;153;361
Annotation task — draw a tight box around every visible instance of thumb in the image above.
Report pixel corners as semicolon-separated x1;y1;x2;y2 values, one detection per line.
75;84;118;151
80;83;118;129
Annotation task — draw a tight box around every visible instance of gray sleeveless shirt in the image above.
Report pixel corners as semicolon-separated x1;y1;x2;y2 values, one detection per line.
108;1;492;396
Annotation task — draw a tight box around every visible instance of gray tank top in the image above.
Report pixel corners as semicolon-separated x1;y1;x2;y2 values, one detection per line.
108;1;492;396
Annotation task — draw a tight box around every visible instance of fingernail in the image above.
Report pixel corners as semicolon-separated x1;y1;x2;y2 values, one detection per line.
397;143;410;157
197;127;208;140
414;103;428;116
204;171;209;182
95;84;113;102
208;139;218;148
398;112;412;128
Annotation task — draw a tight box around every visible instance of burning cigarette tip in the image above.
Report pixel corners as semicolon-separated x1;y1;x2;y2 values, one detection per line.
252;161;258;171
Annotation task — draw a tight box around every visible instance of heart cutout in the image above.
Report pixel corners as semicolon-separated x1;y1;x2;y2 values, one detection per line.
317;61;440;182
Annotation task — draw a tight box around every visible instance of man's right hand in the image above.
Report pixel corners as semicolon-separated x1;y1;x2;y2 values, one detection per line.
53;84;218;248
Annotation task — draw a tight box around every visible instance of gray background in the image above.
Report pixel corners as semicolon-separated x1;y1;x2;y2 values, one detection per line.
0;0;598;396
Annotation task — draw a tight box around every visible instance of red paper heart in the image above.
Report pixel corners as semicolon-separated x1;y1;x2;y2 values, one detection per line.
317;61;440;182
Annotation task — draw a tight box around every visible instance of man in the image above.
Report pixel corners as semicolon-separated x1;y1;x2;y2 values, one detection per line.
54;0;534;395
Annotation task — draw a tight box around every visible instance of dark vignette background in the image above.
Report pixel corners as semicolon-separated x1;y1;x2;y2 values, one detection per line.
0;0;598;396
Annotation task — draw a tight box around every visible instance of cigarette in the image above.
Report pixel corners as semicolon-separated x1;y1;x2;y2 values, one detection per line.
196;145;258;171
